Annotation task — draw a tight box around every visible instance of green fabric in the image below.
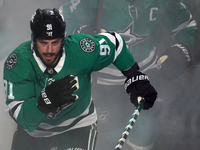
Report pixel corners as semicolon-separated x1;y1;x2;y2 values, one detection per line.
60;0;198;63
3;33;135;132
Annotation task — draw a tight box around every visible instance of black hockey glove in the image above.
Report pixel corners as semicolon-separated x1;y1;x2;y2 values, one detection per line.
37;75;78;115
124;70;157;110
157;44;191;80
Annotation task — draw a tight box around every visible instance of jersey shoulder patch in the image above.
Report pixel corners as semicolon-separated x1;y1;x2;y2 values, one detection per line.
80;38;96;53
6;53;18;70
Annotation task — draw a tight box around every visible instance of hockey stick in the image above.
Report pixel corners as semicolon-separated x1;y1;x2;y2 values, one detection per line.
95;0;103;33
114;97;144;150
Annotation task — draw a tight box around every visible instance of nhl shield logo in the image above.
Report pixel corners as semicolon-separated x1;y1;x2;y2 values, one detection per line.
80;38;96;52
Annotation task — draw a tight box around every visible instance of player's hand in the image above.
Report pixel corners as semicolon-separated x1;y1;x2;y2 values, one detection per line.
37;75;78;115
124;71;157;109
157;44;191;80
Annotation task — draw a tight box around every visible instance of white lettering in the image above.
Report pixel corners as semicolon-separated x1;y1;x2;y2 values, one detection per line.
41;89;51;104
46;32;53;37
173;44;190;61
150;7;158;21
46;24;52;30
132;76;138;82
44;98;51;104
100;45;111;56
70;0;81;12
124;75;149;90
3;80;15;99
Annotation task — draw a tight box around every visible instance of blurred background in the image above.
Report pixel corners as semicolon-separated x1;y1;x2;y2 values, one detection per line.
0;0;200;149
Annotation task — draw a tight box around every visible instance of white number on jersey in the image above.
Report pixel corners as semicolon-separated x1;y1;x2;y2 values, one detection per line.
4;80;15;99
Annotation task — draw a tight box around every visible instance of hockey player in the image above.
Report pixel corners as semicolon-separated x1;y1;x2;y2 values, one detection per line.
60;0;197;80
59;0;198;149
3;8;157;150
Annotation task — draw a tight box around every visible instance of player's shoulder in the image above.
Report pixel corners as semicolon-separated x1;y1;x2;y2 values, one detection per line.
9;40;32;57
64;33;98;56
4;40;33;71
67;33;94;40
66;33;98;46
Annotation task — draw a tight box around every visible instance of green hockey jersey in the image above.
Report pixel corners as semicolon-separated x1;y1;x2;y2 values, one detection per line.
3;32;136;137
60;0;197;76
59;0;132;35
59;1;198;149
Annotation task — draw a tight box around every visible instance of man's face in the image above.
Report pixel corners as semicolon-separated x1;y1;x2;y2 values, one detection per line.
36;38;62;66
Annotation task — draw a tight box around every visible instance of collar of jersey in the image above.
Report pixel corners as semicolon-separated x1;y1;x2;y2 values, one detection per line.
33;49;65;73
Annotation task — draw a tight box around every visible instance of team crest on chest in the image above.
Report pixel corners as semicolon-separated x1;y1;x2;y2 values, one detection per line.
80;38;96;52
6;53;18;69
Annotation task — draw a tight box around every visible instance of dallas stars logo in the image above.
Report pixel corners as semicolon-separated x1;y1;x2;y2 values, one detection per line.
80;38;96;53
6;53;18;70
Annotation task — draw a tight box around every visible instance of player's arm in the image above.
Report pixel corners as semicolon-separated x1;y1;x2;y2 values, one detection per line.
3;55;46;132
3;53;78;132
93;32;157;109
121;63;157;109
110;32;157;109
163;1;197;49
157;1;198;80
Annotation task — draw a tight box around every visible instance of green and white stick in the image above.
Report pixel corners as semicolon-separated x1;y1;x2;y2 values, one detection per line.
115;97;144;150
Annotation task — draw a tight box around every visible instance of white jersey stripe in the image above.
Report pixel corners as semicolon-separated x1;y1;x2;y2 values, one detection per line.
99;32;124;62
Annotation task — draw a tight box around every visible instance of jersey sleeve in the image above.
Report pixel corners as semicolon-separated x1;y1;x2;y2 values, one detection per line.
59;0;97;35
163;1;198;49
92;32;136;71
3;48;46;132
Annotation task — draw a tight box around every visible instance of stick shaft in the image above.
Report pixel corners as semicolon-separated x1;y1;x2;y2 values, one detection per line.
96;0;103;33
114;100;143;150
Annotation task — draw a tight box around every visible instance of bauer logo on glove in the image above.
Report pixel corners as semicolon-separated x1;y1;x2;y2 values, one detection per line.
37;75;79;116
124;74;149;91
40;88;51;105
122;63;157;110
